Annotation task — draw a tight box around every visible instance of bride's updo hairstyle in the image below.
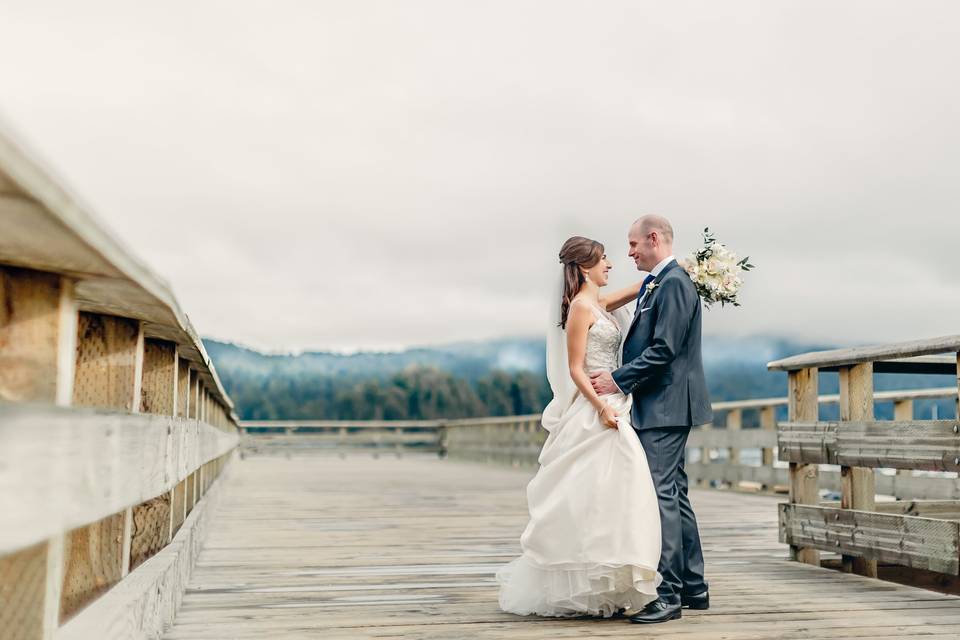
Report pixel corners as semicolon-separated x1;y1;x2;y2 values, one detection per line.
558;236;604;329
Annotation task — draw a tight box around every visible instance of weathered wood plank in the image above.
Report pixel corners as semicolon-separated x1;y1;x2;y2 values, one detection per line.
0;404;237;555
780;504;960;575
769;337;960;372
788;367;820;565
58;455;232;640
0;267;73;403
161;457;960;640
140;339;176;415
0;541;47;640
778;420;960;471
60;512;125;623
72;313;142;411
839;363;877;576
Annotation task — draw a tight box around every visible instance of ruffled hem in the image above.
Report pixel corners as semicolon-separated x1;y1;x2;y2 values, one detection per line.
496;555;661;618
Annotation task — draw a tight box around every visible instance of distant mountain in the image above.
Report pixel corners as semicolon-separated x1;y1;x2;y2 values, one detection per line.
204;337;546;383
204;336;956;421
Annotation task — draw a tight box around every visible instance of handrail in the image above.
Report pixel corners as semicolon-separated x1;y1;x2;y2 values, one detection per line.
0;122;236;417
0;123;240;639
768;336;960;373
769;337;960;580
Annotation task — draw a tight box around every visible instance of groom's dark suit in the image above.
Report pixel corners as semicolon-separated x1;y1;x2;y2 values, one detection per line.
612;258;712;605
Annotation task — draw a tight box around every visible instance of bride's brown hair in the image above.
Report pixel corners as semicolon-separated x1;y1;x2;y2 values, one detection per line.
558;236;604;329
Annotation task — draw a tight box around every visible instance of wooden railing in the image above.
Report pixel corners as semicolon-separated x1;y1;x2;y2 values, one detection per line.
0;127;239;640
240;386;958;499
769;338;960;579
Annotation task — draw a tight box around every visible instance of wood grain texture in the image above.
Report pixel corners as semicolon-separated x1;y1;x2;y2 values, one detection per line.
769;337;960;372
60;513;125;623
140;339;176;415
130;496;171;572
0;542;46;640
788;368;820;565
0;267;65;403
778;420;960;471
57;454;233;640
781;504;960;575
0;404;238;555
177;363;190;419
72;313;142;411
839;363;877;576
158;456;960;640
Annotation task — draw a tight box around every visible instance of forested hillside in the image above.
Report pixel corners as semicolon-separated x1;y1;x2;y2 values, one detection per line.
205;337;957;421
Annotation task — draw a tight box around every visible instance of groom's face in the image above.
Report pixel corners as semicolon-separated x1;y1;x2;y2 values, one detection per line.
627;226;657;272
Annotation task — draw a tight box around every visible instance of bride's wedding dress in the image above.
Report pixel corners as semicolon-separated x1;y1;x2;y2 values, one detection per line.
496;303;662;618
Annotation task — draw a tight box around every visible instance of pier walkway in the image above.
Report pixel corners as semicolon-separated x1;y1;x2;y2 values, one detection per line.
164;456;960;640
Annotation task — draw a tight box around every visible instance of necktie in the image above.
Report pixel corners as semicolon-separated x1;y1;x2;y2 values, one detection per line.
635;274;656;316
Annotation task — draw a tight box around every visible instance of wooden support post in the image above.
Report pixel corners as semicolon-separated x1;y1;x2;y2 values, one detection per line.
839;363;877;578
894;399;913;476
0;268;77;639
177;360;191;418
788;367;820;566
726;409;742;469
760;405;776;467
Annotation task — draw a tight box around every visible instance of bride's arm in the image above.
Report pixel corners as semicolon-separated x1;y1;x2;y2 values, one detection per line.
566;301;618;428
600;281;643;312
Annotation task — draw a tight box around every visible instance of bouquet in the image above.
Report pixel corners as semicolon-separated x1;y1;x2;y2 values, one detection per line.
681;228;754;308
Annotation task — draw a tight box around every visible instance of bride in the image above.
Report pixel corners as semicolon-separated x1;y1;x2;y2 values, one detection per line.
496;236;662;618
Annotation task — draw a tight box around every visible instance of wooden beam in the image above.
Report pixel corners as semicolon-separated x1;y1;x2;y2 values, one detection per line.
787;367;819;566
0;405;238;555
839;363;877;577
177;359;190;419
726;409;742;466
780;503;960;575
760;405;776;466
72;313;143;411
768;336;960;371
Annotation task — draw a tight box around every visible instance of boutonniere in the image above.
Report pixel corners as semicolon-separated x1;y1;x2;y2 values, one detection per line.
645;282;660;294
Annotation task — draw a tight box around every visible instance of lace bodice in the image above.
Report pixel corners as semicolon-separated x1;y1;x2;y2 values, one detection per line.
584;305;622;372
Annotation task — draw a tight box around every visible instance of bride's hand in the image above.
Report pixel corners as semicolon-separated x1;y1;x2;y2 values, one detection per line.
598;404;619;429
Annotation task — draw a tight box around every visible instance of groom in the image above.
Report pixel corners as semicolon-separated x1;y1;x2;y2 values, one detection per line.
590;215;712;624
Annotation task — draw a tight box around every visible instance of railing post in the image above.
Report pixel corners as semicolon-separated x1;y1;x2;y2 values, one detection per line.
839;363;876;577
788;366;819;566
893;399;913;477
726;409;742;470
0;268;76;639
700;422;712;484
760;405;776;467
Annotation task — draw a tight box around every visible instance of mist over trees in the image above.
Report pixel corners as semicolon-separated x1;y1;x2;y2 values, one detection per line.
205;338;958;422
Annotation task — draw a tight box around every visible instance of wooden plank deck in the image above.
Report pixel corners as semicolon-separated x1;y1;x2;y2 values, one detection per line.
164;456;960;639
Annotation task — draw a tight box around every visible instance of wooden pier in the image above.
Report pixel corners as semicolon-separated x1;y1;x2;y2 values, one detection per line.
4;122;960;639
164;455;960;639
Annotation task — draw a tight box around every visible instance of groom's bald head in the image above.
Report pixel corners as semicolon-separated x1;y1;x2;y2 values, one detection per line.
632;215;674;246
628;214;674;272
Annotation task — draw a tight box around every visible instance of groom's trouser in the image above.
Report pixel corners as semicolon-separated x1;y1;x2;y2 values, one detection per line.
636;426;708;605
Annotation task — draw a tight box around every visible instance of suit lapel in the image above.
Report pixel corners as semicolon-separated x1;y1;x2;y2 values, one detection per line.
626;259;679;337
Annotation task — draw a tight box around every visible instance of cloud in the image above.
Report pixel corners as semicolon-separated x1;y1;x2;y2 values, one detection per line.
1;1;958;350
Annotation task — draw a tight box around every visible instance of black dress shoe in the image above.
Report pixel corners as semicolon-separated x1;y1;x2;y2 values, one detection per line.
681;590;709;610
628;599;682;624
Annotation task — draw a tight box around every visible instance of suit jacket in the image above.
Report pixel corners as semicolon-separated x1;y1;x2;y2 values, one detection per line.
612;260;712;430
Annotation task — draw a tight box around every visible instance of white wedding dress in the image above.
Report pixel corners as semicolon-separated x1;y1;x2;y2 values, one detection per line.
496;302;662;618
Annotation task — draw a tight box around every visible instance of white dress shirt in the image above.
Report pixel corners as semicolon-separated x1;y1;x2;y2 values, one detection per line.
636;255;676;308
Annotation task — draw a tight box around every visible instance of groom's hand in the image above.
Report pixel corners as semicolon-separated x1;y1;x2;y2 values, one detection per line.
590;371;619;395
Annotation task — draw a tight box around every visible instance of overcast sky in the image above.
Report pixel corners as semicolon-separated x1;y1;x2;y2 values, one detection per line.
1;1;958;352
